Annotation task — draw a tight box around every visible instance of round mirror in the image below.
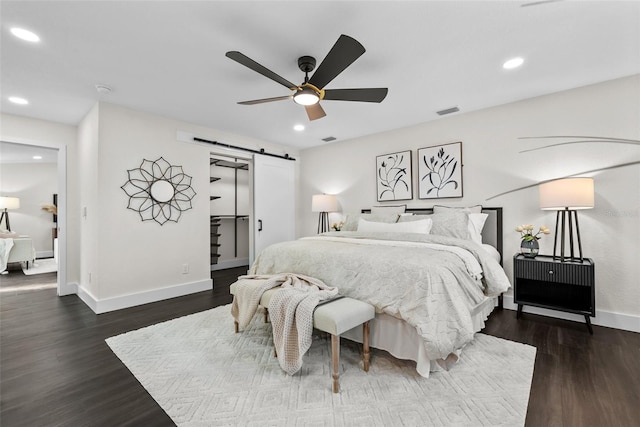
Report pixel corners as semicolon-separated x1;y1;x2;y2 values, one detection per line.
150;180;175;203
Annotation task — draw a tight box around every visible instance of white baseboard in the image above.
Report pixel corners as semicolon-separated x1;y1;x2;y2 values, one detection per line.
502;294;640;333
211;258;249;271
36;250;54;259
58;281;78;296
77;279;213;314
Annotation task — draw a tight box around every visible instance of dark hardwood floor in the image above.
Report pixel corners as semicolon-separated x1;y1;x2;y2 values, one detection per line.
1;267;638;426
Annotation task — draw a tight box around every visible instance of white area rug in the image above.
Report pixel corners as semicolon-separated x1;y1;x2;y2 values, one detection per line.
106;305;536;427
22;258;57;275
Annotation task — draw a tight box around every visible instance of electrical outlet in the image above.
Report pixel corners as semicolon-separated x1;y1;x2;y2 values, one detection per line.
182;264;189;274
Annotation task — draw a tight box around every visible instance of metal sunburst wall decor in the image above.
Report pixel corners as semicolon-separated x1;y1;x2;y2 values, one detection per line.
121;157;196;225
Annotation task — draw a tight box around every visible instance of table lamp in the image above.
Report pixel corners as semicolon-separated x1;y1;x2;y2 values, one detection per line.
312;194;338;234
539;178;594;262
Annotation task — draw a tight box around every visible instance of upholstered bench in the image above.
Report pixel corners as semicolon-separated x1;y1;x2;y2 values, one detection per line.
229;283;375;393
313;297;375;393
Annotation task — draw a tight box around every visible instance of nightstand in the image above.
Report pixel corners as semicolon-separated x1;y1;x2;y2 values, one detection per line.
513;254;595;334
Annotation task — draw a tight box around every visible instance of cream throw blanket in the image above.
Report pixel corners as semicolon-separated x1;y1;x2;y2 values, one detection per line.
231;273;338;375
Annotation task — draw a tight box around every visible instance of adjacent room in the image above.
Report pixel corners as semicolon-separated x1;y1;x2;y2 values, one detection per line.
1;1;638;426
0;142;59;291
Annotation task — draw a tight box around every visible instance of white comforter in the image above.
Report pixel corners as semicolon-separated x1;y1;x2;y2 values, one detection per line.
0;238;14;273
250;231;511;361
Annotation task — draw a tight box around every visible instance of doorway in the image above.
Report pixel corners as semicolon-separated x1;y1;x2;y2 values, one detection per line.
0;140;66;296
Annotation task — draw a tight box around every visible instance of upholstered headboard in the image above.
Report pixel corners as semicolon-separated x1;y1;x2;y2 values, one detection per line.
361;207;504;264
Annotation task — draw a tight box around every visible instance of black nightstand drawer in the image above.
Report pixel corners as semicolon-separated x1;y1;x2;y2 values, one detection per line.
514;258;594;286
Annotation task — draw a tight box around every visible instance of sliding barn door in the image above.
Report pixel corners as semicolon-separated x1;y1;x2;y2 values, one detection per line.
250;154;295;266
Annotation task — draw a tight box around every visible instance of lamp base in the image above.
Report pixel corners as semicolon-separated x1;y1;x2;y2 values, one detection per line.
317;212;330;234
552;209;584;263
0;209;10;232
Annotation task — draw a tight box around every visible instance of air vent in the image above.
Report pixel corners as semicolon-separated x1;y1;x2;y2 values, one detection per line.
436;106;460;116
322;136;337;142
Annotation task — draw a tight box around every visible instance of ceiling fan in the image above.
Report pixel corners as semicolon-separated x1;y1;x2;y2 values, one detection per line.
226;34;388;121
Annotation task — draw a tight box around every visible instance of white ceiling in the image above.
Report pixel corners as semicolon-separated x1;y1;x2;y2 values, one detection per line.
1;1;639;151
0;141;58;164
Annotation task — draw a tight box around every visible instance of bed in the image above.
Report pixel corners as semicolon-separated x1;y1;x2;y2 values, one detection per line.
249;206;510;377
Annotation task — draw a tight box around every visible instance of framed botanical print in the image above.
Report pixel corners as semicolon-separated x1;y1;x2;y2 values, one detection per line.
418;142;463;199
376;150;413;202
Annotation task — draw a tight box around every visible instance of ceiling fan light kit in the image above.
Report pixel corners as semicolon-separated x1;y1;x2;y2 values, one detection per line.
293;87;320;106
226;34;388;121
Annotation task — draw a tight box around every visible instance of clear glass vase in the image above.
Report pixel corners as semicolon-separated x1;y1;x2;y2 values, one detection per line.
520;239;539;258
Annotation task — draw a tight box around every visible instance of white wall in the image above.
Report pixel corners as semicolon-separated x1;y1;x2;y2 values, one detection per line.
298;75;640;326
0;113;79;289
76;102;298;312
77;104;100;298
0;162;58;256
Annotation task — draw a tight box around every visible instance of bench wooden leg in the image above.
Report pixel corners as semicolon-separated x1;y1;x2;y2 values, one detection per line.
363;321;370;372
234;320;239;333
331;334;340;393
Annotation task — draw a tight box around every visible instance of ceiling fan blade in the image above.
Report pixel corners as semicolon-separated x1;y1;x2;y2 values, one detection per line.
323;88;389;103
238;95;291;105
226;51;297;89
308;35;365;90
305;103;326;121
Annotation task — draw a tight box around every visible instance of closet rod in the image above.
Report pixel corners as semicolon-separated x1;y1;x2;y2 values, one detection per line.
194;137;296;161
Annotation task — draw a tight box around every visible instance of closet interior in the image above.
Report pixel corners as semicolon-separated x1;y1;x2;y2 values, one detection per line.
210;154;250;271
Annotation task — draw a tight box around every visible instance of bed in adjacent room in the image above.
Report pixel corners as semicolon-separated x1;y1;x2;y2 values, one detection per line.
249;206;509;377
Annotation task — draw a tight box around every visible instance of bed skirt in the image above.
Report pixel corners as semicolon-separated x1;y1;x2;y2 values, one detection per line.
341;296;498;377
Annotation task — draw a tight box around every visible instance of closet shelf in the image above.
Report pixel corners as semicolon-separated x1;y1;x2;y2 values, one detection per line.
210;159;249;170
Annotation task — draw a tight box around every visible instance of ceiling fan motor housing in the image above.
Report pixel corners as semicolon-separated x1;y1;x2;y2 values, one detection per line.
297;56;316;73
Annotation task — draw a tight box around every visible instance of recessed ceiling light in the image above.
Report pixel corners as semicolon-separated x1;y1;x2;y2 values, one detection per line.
32;155;43;160
293;124;305;131
503;57;524;70
10;27;40;43
8;96;29;105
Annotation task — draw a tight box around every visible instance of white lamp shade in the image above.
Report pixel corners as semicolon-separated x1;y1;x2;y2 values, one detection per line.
539;178;594;210
0;196;20;210
312;194;338;212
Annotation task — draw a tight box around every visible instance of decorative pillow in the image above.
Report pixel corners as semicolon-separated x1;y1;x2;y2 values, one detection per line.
358;218;432;234
342;213;399;231
429;211;470;239
468;213;489;245
370;205;407;215
400;212;485;243
433;205;482;214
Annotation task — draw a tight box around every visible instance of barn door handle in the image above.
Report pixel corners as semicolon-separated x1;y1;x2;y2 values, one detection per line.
258;219;263;232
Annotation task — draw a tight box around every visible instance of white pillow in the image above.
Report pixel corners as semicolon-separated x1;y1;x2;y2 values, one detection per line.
342;213;399;231
358;217;432;234
468;213;489;245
